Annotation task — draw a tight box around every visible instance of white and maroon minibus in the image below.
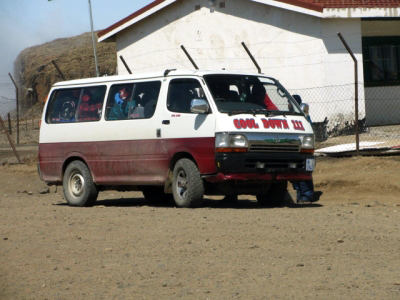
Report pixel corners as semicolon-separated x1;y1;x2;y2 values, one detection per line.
38;69;315;208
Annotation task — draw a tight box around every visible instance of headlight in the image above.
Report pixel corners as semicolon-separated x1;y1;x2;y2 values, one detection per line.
230;134;247;147
215;133;248;152
302;135;315;149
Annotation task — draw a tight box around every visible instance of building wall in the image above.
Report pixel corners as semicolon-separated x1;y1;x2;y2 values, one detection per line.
362;20;400;126
115;0;364;123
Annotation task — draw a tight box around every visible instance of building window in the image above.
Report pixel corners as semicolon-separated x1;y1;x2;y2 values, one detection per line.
362;36;400;87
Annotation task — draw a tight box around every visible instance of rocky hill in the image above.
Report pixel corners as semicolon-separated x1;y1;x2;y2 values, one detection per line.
14;32;117;110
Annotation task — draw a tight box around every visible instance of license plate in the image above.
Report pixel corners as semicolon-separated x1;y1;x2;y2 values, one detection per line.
306;159;315;171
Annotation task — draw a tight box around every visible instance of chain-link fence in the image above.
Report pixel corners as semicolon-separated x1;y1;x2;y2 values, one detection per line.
0;99;43;164
290;83;400;156
1;83;400;163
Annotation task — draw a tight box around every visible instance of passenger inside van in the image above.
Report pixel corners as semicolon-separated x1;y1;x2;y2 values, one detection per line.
210;82;240;103
55;90;80;123
215;82;231;101
130;82;160;119
108;86;133;120
250;82;278;110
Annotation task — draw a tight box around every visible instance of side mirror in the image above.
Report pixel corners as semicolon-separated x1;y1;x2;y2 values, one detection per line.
190;99;210;114
300;103;309;116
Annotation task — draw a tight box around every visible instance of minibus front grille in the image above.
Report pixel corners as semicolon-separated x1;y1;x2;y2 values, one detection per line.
249;144;300;152
245;158;305;170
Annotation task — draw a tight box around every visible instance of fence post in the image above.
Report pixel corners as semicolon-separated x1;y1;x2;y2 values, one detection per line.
241;42;262;74
0;116;22;164
27;88;34;128
8;73;19;145
119;55;132;74
180;45;199;70
51;60;66;81
7;113;12;135
337;32;359;155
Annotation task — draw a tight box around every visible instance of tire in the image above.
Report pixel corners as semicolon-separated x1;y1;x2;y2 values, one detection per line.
142;187;173;206
172;158;204;208
63;160;98;207
256;181;288;208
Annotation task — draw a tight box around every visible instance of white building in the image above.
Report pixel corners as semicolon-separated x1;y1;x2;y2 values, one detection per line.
98;0;400;131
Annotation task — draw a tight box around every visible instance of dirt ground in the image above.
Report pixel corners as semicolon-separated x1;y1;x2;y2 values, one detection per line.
1;155;400;299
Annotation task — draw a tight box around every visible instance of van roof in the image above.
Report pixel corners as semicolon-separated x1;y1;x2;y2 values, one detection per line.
52;69;269;87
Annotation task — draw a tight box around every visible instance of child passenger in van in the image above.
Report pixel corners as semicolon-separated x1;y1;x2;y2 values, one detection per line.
108;87;135;120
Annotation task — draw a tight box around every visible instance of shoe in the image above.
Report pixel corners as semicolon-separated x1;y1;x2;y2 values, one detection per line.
312;191;323;202
297;199;311;204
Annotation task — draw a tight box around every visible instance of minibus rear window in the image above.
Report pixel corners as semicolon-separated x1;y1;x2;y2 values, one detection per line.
47;86;106;123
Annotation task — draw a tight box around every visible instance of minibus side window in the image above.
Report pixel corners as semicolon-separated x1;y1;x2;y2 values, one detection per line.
131;81;161;119
75;86;106;122
167;79;205;113
106;81;161;120
47;88;81;123
47;86;106;123
106;84;135;120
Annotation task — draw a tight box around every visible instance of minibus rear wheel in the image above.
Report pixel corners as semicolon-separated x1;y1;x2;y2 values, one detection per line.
172;158;204;208
256;181;287;208
63;160;99;207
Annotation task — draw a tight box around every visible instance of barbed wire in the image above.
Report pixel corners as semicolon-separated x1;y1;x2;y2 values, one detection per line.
0;95;15;101
121;44;366;63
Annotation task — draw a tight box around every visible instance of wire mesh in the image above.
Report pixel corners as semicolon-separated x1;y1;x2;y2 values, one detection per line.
0;99;42;164
289;84;400;155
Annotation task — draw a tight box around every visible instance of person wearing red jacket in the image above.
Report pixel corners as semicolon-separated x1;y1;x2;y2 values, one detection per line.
250;82;278;110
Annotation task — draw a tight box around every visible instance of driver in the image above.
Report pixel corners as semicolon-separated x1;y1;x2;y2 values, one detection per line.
215;82;230;101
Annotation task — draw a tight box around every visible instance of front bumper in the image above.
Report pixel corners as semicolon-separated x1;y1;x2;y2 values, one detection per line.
205;152;314;183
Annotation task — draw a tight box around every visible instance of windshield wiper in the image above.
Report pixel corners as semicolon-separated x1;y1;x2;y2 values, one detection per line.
271;111;303;117
227;109;277;117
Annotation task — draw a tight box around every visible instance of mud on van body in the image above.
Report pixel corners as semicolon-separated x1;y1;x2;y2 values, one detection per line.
38;70;315;208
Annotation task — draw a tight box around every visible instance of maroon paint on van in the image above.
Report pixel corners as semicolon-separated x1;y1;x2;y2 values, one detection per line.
39;137;216;184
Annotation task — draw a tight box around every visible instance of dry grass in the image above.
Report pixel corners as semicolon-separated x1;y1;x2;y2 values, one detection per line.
14;32;117;106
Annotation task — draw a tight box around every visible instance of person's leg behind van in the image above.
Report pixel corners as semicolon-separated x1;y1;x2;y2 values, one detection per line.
294;180;314;203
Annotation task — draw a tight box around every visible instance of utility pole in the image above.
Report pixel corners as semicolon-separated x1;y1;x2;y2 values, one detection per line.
88;0;100;77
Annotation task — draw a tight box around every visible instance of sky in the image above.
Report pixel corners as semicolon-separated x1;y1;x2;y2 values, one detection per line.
0;0;153;101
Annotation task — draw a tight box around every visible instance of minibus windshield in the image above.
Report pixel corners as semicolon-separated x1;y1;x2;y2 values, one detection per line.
203;75;303;116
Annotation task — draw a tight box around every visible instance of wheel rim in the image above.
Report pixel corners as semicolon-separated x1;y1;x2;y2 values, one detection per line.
68;171;85;198
176;168;188;199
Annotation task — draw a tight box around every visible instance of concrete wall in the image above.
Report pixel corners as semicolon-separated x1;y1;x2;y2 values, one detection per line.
362;20;400;126
115;0;365;123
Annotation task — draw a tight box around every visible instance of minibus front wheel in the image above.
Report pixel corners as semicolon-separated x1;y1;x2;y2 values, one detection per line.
63;160;99;207
172;158;204;208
